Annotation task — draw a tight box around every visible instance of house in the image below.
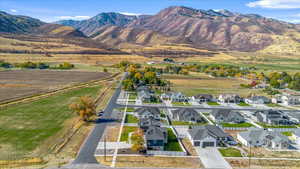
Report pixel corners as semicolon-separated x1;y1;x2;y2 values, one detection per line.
145;126;168;150
139;117;161;131
192;94;214;103
161;92;188;102
255;110;298;125
218;94;243;103
292;129;300;145
253;82;269;89
138;90;153;102
245;96;271;104
188;125;229;148
136;86;150;92
171;108;206;123
210;109;245;124
272;94;282;104
136;107;161;120
237;129;290;149
281;95;300;106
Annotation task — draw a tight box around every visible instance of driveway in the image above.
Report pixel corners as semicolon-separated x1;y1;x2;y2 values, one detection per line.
196;147;232;169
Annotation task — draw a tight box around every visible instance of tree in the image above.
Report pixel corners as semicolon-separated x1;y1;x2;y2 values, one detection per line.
270;78;280;88
69;96;96;122
103;68;108;72
122;79;135;91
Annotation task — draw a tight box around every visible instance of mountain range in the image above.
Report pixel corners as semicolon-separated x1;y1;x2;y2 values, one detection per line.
1;6;300;53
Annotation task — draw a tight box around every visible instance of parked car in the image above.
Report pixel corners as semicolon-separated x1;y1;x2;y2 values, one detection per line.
97;110;104;116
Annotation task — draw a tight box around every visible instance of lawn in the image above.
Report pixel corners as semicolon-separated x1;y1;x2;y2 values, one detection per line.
165;128;183;151
125;114;139;123
120;126;138;142
0;85;102;159
221;123;253;128
172;102;191;106
219;148;242;157
207;102;220;106
172;121;207;126
281;131;293;137
257;123;297;128
118;107;135;112
266;103;282;107
129;93;137;100
237;102;251;107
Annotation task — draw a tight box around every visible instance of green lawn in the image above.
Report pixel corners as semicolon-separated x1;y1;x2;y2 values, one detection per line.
172;121;207;126
172;102;191;106
120;126;138;142
164;128;182;151
129;93;137;100
207;102;220;106
266;103;282;107
281;131;293;136
221;123;253;128
237;102;251;107
118;107;135;112
0;85;101;158
219;148;242;157
257;123;297;128
125;114;139;123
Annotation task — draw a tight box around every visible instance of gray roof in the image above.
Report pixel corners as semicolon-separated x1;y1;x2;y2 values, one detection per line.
172;108;204;122
136;86;150;92
136;107;160;116
145;126;167;140
211;109;244;121
188;125;228;140
239;129;289;144
248;96;270;102
139;117;161;128
294;129;300;137
194;94;213;100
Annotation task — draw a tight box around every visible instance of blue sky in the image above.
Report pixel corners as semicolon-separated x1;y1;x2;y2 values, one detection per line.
1;0;300;23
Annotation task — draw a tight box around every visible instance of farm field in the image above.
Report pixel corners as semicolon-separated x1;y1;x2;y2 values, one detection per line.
0;70;110;103
0;85;102;160
165;74;265;97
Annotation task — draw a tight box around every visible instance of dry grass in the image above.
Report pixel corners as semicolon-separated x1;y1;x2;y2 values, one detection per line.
100;125;121;142
97;156;203;168
243;147;300;159
182;138;198;156
227;159;300;169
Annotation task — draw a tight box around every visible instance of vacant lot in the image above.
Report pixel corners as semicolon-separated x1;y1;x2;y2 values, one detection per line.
166;74;264;97
0;70;110;103
0;85;102;160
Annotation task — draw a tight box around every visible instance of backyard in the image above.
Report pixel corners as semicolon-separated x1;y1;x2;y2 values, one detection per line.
165;129;182;151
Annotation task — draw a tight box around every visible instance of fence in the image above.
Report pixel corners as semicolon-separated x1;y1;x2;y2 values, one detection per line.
146;150;187;156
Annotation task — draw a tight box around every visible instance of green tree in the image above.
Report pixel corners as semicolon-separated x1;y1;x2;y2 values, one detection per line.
122;79;135;91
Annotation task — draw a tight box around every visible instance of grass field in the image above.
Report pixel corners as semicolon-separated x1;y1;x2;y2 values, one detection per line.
125;114;139;123
257;123;297;128
0;85;102;159
219;148;242;157
281;131;293;137
221;123;253;128
172;121;207;126
207;102;220;106
120;126;138;142
165;129;182;151
237;102;251;107
172;102;191;106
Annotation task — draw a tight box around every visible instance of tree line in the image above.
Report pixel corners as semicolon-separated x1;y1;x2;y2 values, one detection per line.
0;60;74;70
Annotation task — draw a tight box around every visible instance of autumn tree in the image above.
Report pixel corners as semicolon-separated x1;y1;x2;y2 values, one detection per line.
69;96;96;122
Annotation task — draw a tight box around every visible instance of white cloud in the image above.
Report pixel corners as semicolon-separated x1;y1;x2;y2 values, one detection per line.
10;9;17;13
286;19;300;23
56;15;91;20
247;0;300;9
119;12;141;16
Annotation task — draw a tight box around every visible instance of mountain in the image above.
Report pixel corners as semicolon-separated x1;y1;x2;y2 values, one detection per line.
55;12;137;36
0;11;44;33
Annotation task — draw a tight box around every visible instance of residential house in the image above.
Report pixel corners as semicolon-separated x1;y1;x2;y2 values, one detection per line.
138;90;153;102
139;117;162;131
272;94;282;104
245;96;271;104
255;110;298;125
188;125;229;148
171;108;206;123
218;94;243;103
292;129;300;145
210;109;245;124
282;94;300;106
145;126;168;150
237;129;290;149
136;107;161;120
161;92;188;102
192;94;214;103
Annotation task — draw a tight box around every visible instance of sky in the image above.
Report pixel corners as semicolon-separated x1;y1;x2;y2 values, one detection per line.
1;0;300;23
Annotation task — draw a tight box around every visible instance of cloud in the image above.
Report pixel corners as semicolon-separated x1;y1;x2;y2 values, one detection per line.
286;19;300;23
247;0;300;9
10;9;17;13
119;12;141;16
56;15;91;20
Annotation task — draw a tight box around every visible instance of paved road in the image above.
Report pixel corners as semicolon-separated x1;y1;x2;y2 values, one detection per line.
196;148;232;169
121;104;300;113
72;73;127;164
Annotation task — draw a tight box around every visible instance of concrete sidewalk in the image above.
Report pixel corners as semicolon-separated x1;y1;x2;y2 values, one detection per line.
197;147;232;169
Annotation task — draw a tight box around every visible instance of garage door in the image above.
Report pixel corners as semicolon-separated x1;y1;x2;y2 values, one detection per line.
202;142;215;148
194;141;200;147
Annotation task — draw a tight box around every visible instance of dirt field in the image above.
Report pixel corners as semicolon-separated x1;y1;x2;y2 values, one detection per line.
0;70;110;103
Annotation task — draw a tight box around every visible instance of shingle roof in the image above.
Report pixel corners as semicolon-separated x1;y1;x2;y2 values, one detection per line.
136;107;160;116
211;109;244;121
145;126;167;140
139;117;161;128
239;129;289;144
172;108;203;122
194;94;213;100
188;125;228;140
